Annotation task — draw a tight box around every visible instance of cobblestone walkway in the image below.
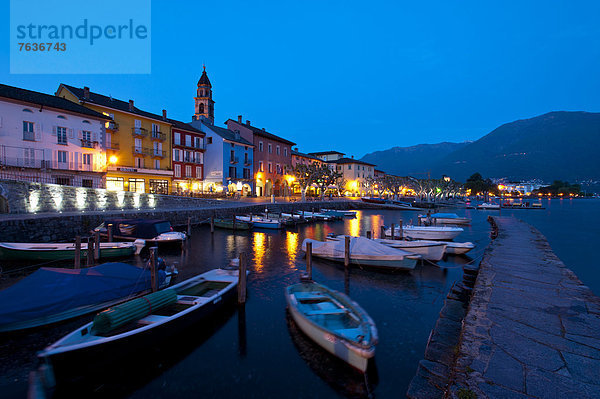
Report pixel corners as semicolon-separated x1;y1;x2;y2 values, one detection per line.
448;217;600;398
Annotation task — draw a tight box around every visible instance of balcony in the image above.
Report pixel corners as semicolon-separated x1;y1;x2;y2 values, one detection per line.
23;131;36;141
150;131;166;141
132;146;151;156
80;139;96;148
132;127;148;137
106;142;120;151
151;149;166;158
229;156;239;164
107;121;119;131
244;158;253;166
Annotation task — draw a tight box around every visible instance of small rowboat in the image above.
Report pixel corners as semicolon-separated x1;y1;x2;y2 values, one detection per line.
38;268;241;385
236;215;282;229
294;211;332;220
213;218;253;230
417;213;471;225
285;281;378;372
410;240;475;255
386;225;463;241
320;209;356;217
373;238;447;261
0;241;143;261
476;202;500;210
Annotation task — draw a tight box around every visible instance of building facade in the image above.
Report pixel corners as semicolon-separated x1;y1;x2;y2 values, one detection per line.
0;84;108;188
57;84;173;194
194;67;215;124
291;148;325;168
226;116;295;197
330;157;376;196
308;150;345;162
171;119;206;195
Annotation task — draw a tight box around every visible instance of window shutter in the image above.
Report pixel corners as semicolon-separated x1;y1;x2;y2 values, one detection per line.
92;131;98;142
78;130;83;139
69;151;74;169
52;126;57;136
35;124;42;141
135;119;141;128
69;128;75;139
0;116;3;128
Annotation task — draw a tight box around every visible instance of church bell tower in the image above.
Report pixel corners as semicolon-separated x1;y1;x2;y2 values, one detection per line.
194;66;215;123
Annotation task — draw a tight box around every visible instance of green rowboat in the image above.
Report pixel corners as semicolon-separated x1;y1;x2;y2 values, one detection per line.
213;218;253;230
0;242;141;261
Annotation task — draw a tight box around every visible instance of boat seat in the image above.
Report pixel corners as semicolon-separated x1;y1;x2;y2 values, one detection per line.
138;314;170;325
306;308;348;316
334;327;365;340
294;292;326;301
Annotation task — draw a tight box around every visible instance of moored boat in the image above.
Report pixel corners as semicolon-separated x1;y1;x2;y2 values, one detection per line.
373;238;447;261
294;211;332;220
301;236;420;270
235;215;282;229
360;197;387;204
0;241;143;261
213;218;253;230
476;202;500;210
37;268;241;385
386;225;463;241
285;281;378;372
320;209;357;217
94;219;186;244
409;240;475;255
417;213;471;225
0;262;176;333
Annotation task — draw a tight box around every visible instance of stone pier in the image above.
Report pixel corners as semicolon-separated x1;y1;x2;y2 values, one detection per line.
448;217;600;398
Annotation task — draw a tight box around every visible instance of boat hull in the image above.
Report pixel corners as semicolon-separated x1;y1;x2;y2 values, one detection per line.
213;219;253;230
418;216;470;225
377;241;446;261
40;282;237;385
0;244;135;261
402;229;462;241
312;253;417;270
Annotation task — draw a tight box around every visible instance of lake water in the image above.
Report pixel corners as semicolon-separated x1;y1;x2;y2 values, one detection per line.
0;199;597;398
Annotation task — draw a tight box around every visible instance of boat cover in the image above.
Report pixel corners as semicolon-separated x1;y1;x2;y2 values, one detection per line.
302;237;413;260
104;219;172;239
0;263;164;327
428;213;460;219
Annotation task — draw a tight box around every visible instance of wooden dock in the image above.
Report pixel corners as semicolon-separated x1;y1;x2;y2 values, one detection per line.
448;217;600;398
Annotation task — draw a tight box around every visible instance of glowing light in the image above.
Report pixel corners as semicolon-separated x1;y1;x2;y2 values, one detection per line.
96;189;107;209
349;213;360;237
116;191;125;207
285;175;295;185
192;182;199;191
50;186;63;211
253;232;266;273
133;192;140;208
76;188;87;209
498;184;506;190
256;172;263;180
28;190;40;212
148;194;156;208
286;232;299;269
109;155;118;164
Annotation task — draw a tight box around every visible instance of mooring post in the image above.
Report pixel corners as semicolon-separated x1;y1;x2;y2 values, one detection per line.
187;216;192;237
391;223;396;240
86;236;94;266
238;252;247;304
94;231;100;261
210;216;215;233
306;241;313;280
380;225;386;239
398;220;403;239
366;231;372;239
344;235;350;268
74;236;81;269
150;246;158;292
107;224;113;242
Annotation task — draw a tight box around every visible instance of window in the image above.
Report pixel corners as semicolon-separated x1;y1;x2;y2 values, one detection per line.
57;127;67;144
244;152;249;164
22;108;33;113
82;120;90;124
259;161;264;172
207;137;212;144
199;103;204;114
82;130;92;147
174;164;181;177
152;123;159;133
243;168;251;179
230;150;235;163
185;165;192;177
348;165;352;170
173;149;180;162
184;151;191;162
135;157;144;168
228;166;237;179
174;132;181;145
154;159;160;169
55;177;71;186
284;147;288;157
276;145;280;155
83;153;92;165
57;151;67;163
106;177;124;191
268;143;272;154
23;121;34;141
231;142;234;148
129;178;145;193
23;148;35;166
196;166;202;178
186;135;192;147
276;164;281;174
82;179;93;188
195;137;202;148
57;115;67;120
259;142;263;152
195;152;202;164
149;180;169;194
268;162;272;173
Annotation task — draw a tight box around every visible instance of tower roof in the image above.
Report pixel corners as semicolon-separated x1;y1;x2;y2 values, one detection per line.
197;66;211;87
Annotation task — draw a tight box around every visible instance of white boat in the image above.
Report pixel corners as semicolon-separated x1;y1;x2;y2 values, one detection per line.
373;238;446;261
294;211;331;220
320;209;357;217
301;237;420;270
477;202;500;210
38;268;241;385
285;281;377;372
410;240;475;255
386;225;463;241
0;240;144;261
417;213;471;225
236;215;282;229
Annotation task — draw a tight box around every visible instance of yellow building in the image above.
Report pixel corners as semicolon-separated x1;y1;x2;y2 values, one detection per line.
56;85;172;194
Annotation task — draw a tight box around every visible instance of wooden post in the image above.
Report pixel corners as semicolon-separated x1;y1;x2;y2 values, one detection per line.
391;223;396;240
306;241;312;280
366;231;372;239
380;225;386;239
150;247;158;292
344;236;350;268
398;220;403;239
237;252;247;304
107;224;113;242
74;236;81;269
210;216;215;233
94;231;100;261
311;208;315;221
187;216;192;237
86;236;94;266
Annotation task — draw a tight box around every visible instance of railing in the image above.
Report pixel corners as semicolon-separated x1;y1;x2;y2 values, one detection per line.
132;146;152;156
107;121;119;130
0;169;103;188
0;156;101;172
132;127;148;137
152;150;166;158
23;131;36;141
80;139;95;148
244;159;252;166
230;156;239;164
151;131;166;141
106;142;120;150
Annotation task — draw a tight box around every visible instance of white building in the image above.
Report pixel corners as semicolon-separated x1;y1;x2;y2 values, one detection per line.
0;84;109;187
329;157;376;196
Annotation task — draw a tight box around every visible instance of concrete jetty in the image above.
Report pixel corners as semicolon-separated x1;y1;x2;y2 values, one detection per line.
448;217;600;398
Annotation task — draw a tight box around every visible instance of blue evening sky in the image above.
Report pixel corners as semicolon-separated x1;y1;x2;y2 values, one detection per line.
1;0;599;157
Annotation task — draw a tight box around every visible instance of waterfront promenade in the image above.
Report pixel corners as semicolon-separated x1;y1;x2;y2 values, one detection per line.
448;217;600;398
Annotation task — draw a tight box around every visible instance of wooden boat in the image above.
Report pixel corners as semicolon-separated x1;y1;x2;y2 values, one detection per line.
417;213;471;225
37;268;241;385
0;262;177;333
411;240;475;255
0;241;143;261
285;281;378;372
386;225;463;241
235;215;282;229
94;219;186;244
360;197;387;204
372;238;446;261
476;202;500;210
302;237;420;270
294;211;333;220
320;209;357;217
213;218;253;230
